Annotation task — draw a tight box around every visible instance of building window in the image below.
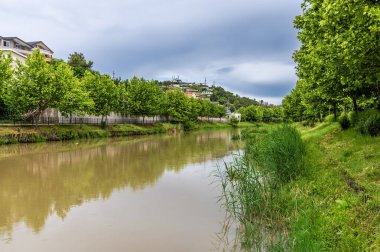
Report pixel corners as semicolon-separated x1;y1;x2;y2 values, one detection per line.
3;41;10;47
15;44;22;49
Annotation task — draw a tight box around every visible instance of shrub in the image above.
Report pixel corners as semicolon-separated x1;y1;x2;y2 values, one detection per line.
339;113;350;130
324;114;335;122
362;113;380;136
228;116;239;128
350;110;380;136
302;119;315;127
348;111;358;126
183;120;196;131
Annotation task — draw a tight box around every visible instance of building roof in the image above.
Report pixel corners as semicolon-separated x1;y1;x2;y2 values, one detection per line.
2;37;33;49
27;41;54;53
1;36;53;53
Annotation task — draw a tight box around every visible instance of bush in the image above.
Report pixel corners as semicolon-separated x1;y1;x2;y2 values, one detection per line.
362;113;380;136
228;116;239;128
302;119;315;127
339;113;350;130
348;111;358;126
324;114;335;122
183;120;196;131
349;110;380;136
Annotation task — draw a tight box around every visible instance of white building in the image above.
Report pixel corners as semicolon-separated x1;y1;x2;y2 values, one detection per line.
0;36;53;64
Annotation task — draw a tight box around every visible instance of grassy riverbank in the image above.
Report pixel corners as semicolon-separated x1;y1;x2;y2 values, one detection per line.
219;122;379;251
0;124;175;145
0;121;260;145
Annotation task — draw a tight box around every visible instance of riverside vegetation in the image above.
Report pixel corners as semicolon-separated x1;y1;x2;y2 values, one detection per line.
218;122;379;251
218;0;379;250
0;50;283;127
0;49;283;144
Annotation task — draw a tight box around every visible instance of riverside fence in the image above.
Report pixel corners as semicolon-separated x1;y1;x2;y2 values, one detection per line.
3;116;169;126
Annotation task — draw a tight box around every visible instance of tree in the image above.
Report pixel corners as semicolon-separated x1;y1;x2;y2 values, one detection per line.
164;90;191;123
126;77;164;121
289;0;380;120
67;52;94;78
4;50;68;123
0;52;13;118
55;63;94;121
82;71;119;124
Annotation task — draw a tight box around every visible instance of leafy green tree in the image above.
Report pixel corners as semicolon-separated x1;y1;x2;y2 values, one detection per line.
5;50;67;123
126;77;164;121
55;63;94;120
188;98;202;121
82;71;118;124
0;52;13;118
115;82;128;116
199;100;212;118
282;84;306;122
67;52;94;78
289;0;380;120
164;90;191;123
239;105;264;122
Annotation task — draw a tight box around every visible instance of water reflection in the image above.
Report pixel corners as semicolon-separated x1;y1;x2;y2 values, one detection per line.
0;130;239;239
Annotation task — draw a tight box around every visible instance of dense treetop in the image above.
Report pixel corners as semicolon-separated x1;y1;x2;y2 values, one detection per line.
283;0;380;121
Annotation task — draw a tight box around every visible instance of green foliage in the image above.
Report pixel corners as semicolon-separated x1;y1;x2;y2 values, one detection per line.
67;52;94;78
339;113;351;130
164;89;191;123
4;50;74;122
0;52;13;119
217;124;307;249
228;116;239;127
284;0;380;122
357;111;380;136
324;114;335;122
55;62;94;117
126;77;164;119
248;125;306;183
210;85;258;110
82;71;119;122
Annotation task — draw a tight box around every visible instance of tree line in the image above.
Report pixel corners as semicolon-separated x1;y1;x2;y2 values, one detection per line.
283;0;379;122
0;50;227;124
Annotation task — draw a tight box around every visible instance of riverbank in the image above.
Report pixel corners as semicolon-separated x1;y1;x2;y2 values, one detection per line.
0;121;259;145
0;124;174;145
219;122;379;251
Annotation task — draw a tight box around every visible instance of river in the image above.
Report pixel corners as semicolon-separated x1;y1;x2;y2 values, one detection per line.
0;129;241;252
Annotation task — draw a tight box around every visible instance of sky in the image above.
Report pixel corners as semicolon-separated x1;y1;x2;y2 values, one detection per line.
1;0;302;104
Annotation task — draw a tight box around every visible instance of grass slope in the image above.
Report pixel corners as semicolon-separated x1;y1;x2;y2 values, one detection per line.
290;122;380;251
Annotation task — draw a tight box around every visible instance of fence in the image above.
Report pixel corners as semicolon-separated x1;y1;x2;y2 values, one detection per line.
6;115;169;126
2;116;229;126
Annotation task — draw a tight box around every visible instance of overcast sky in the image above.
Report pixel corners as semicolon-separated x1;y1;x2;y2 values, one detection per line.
1;0;302;104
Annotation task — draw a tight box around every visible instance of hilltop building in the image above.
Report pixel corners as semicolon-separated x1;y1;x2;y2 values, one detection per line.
0;36;53;65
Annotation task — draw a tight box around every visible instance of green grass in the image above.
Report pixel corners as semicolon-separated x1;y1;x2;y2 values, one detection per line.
218;122;380;251
290;122;380;251
0;123;173;145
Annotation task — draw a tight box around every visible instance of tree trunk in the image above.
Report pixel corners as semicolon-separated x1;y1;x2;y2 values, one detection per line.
333;103;337;121
377;81;380;110
352;95;358;112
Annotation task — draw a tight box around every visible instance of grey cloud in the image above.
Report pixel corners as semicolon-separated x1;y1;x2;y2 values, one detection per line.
1;0;302;104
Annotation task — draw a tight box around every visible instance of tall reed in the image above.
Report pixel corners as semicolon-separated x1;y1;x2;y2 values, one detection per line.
217;125;306;250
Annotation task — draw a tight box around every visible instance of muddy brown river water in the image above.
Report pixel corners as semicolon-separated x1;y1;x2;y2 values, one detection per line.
0;129;241;252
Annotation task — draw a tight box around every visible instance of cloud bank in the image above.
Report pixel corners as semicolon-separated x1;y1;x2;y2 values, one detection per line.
1;0;302;104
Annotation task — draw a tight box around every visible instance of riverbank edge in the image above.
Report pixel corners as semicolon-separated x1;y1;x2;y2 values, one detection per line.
0;121;258;145
223;122;379;250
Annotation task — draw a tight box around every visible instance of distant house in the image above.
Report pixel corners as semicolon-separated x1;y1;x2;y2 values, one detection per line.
0;36;53;64
201;90;212;96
